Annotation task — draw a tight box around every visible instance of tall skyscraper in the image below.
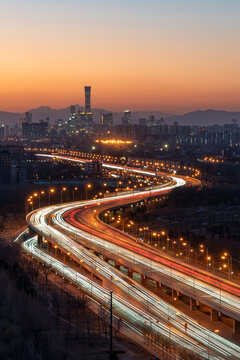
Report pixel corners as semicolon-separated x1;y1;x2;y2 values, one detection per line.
122;110;131;126
85;86;91;113
84;86;93;126
67;105;77;132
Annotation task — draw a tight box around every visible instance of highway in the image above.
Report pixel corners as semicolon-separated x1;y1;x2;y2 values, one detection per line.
23;154;240;359
63;200;240;320
37;154;240;317
23;236;209;359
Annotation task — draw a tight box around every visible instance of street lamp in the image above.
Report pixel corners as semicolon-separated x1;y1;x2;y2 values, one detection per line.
86;183;92;200
60;187;67;203
221;252;232;277
207;256;211;270
33;193;38;208
49;188;55;205
182;241;188;262
72;187;78;201
102;182;107;194
26;198;32;212
39;191;45;207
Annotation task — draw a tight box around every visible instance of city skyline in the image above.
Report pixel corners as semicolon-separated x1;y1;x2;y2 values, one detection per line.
1;0;240;113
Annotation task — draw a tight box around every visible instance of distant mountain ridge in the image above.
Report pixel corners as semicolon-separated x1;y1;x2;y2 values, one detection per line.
167;110;240;126
0;106;239;126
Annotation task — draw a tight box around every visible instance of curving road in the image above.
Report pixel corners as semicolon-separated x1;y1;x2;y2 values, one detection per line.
24;154;240;359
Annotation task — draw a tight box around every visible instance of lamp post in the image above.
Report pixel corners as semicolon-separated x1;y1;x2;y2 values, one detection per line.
49;188;55;205
72;187;78;201
221;252;232;277
182;241;188;262
26;198;32;213
86;183;92;200
102;182;107;195
207;256;211;270
60;187;67;204
33;192;38;207
39;191;45;207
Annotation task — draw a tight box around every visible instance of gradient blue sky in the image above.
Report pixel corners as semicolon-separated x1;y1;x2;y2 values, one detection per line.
1;0;240;112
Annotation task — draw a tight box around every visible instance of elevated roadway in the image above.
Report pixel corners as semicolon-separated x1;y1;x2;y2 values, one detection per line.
23;153;240;359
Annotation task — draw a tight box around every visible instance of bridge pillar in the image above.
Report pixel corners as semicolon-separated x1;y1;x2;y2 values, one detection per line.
37;234;43;247
141;275;147;286
128;268;133;278
210;308;219;322
190;299;198;311
156;282;162;294
233;320;240;334
47;241;52;252
172;290;179;301
115;263;121;270
53;245;57;256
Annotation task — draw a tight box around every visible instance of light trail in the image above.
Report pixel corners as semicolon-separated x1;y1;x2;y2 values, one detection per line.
63;204;240;319
26;196;240;358
23;235;239;360
24;153;240;359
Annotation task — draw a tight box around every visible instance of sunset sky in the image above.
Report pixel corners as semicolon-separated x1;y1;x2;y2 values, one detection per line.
1;0;240;113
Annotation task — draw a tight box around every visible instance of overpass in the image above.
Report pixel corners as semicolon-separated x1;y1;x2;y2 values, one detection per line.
22;153;240;359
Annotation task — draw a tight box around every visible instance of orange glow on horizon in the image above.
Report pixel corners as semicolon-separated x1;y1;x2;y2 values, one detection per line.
1;2;240;114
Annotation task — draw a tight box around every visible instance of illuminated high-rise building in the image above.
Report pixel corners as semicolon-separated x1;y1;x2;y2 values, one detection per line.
84;86;93;125
122;110;131;126
85;86;91;113
67;105;77;132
